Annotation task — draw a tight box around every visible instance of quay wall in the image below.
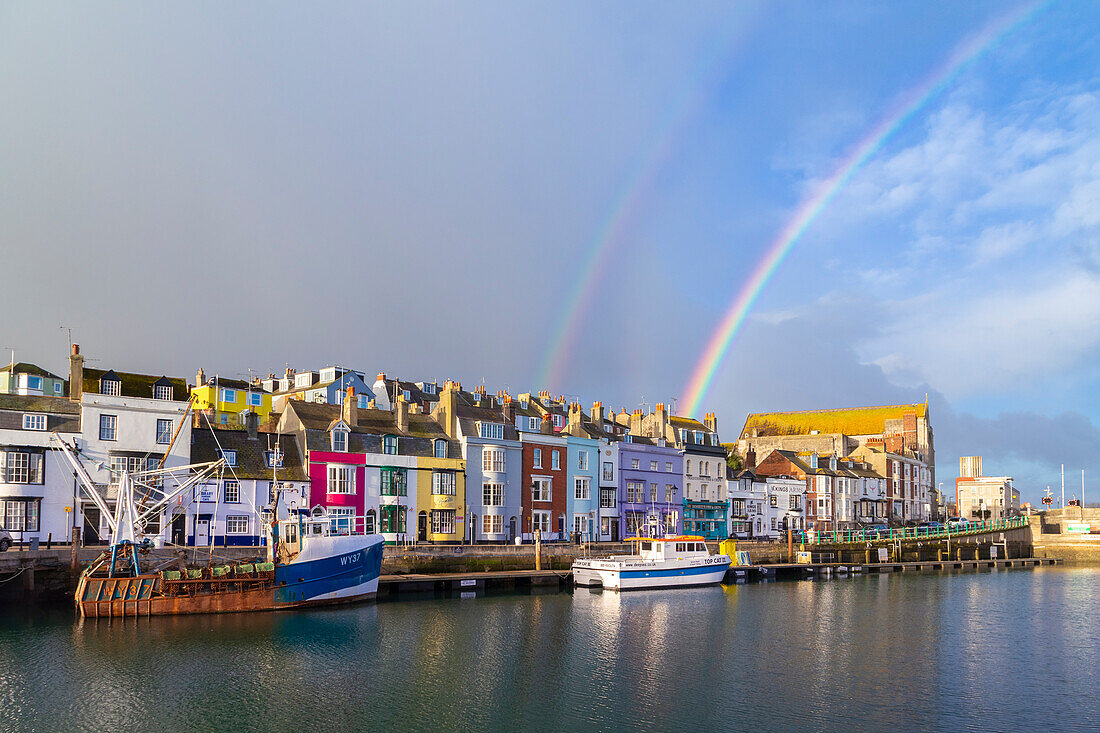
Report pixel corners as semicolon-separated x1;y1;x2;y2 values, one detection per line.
1029;510;1100;564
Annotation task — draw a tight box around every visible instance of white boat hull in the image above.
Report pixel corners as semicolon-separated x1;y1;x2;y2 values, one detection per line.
573;556;731;590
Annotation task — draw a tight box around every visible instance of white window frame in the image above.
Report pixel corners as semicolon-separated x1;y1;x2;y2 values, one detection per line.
221;388;236;403
578;451;588;470
432;471;456;495
248;392;262;407
532;477;551;502
434;439;447;459
327;465;354;494
482;448;505;473
533;448;542;468
220;449;237;467
101;379;121;396
22;414;46;431
482;514;503;535
225;515;249;535
532;510;551;534
551;450;560;470
431;509;456;534
223;480;241;503
573;514;587;536
332;429;349;452
383;435;398;455
574;477;590;500
479;422;504;440
482;482;504;507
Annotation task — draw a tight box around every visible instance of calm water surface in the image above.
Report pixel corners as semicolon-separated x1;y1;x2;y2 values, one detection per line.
2;567;1098;732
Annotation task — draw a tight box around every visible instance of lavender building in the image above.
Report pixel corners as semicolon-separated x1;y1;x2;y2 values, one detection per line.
617;436;683;537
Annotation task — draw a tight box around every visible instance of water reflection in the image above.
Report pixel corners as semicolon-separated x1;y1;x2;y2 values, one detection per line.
2;569;1099;731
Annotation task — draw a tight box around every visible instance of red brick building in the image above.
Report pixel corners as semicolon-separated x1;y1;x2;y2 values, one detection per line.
520;433;568;540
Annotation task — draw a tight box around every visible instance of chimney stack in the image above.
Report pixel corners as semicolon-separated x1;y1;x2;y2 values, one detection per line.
630;409;644;437
395;394;408;433
540;411;554;435
285;366;295;380
704;412;718;433
655;402;668;437
592;401;603;425
246;410;259;440
501;394;515;425
196;368;206;387
343;386;357;428
69;344;83;403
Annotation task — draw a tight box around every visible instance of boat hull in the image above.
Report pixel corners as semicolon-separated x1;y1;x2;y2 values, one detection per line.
77;536;384;618
573;557;731;590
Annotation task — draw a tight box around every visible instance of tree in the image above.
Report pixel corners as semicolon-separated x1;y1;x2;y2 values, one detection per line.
726;451;742;472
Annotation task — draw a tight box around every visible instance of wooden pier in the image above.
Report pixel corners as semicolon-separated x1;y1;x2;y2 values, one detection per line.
375;557;1060;599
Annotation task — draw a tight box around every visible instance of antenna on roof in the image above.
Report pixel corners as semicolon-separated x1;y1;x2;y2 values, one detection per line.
59;325;73;354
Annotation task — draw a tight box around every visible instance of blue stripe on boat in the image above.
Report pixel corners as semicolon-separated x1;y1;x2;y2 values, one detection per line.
618;563;730;579
274;541;383;604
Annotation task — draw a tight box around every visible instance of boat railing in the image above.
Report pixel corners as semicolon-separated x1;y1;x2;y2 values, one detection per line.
294;514;376;539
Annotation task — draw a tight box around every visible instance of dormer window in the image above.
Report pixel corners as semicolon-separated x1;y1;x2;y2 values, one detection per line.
101;377;122;396
478;422;504;440
320;368;337;382
402;390;411;401
153;378;174;400
552;414;564;428
424;383;436;395
520;399;528;409
694;430;703;444
295;373;313;388
528;417;542;432
333;428;349;452
22;414;46;431
434;439;447;458
357;395;369;409
220;449;237;467
679;428;687;443
264;451;284;468
383;435;398;455
810;454;818;469
829;456;837;471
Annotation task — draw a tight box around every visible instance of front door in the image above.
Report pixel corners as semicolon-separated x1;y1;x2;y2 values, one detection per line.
610;517;619;542
83;508;102;546
195;518;210;546
418;511;428;542
171;512;186;545
509;516;517;541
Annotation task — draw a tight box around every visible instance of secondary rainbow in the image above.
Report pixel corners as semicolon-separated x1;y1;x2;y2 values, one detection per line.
681;0;1051;418
536;11;759;391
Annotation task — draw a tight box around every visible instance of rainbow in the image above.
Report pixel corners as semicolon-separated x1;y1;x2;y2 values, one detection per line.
536;9;760;391
680;0;1051;418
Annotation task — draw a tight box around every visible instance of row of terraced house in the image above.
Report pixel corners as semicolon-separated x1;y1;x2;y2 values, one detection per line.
0;345;936;548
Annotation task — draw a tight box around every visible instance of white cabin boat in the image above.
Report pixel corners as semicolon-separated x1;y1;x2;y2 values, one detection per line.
572;536;731;590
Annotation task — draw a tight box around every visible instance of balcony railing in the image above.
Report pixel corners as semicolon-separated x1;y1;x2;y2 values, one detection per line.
794;515;1029;545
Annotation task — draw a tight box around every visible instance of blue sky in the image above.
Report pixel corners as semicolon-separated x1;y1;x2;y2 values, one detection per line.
2;1;1098;502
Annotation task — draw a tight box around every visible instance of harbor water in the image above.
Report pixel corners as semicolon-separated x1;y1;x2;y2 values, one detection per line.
2;566;1098;732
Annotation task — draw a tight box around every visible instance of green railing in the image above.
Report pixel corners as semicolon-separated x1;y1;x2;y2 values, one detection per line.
795;515;1029;545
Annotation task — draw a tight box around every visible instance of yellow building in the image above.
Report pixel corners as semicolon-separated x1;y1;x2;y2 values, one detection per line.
414;455;467;543
191;370;273;426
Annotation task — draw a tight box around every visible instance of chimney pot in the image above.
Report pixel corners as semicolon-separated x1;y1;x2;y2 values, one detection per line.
72;344;80;355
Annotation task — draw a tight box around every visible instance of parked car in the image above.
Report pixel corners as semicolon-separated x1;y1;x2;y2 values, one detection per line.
864;524;889;539
947;517;968;529
0;529;11;552
921;521;945;532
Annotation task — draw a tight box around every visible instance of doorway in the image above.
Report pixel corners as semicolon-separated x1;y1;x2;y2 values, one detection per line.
610;517;619;542
418;511;428;542
171;511;186;546
82;507;102;546
508;516;517;541
195;518;210;546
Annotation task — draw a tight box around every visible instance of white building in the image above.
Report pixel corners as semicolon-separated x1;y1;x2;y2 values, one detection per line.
728;470;767;538
0;394;81;545
68;346;193;546
186;421;308;547
764;476;805;537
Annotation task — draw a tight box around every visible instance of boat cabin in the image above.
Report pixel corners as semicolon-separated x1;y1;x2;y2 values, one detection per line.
631;536;711;561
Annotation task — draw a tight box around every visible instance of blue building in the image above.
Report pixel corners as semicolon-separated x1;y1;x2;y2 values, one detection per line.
561;402;602;541
617;414;683;538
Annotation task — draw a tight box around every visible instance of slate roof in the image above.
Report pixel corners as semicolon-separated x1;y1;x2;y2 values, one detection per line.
0;362;61;379
0;394;81;433
195;376;253;390
190;427;307;481
285;401;462;458
741;403;928;439
83;368;188;400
